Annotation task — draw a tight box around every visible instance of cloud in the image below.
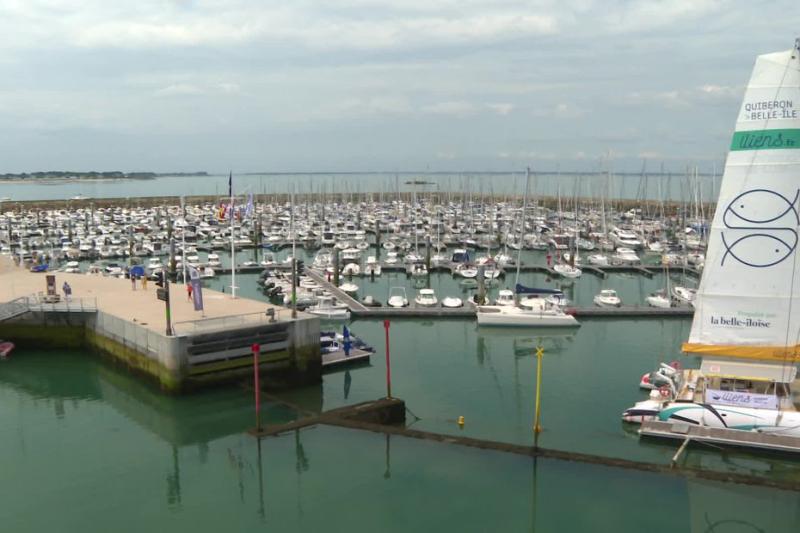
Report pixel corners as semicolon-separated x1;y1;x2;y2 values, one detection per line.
486;103;514;115
154;83;204;97
422;101;476;116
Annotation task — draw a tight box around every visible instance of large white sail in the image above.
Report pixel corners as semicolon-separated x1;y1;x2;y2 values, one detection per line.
684;39;800;361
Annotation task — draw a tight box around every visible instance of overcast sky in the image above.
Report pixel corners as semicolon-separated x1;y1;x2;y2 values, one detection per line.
0;0;796;173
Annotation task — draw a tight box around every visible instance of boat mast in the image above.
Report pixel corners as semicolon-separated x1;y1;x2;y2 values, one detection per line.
514;167;531;288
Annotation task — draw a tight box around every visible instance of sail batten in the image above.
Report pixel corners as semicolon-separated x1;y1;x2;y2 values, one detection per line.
688;43;800;358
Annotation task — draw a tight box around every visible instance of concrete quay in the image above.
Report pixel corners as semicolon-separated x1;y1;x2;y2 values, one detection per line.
0;258;320;391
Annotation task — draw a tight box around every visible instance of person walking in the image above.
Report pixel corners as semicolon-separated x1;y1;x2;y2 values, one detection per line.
141;275;148;290
187;283;193;301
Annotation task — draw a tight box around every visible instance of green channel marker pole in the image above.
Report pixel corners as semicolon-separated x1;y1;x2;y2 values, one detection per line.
384;320;392;399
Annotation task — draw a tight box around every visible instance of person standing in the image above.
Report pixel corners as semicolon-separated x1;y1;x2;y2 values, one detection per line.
187;283;193;301
141;275;147;290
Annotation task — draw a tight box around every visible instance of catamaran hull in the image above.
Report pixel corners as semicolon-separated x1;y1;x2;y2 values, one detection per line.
622;400;800;437
476;307;579;327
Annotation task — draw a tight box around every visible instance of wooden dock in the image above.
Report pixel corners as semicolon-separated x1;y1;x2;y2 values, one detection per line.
303;267;694;320
640;420;800;454
321;347;373;370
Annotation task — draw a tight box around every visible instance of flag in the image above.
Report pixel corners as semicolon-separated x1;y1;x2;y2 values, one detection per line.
227;171;232;198
188;266;204;311
245;193;254;219
343;325;351;356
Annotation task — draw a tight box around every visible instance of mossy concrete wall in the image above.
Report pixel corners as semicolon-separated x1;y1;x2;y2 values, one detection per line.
1;310;321;393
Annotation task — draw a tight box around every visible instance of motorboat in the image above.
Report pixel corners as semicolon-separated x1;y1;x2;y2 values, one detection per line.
552;263;582;278
0;340;14;358
611;247;640;265
671;286;696;305
638;361;682;390
341;262;361;276
387;287;409;308
307;296;350;320
593;289;621;307
414;288;438;307
364;256;382;276
494;289;515;306
454;263;478;278
587;253;609;266
646;289;671;308
441;296;463;308
339;282;359;294
361;295;382;307
409;262;428;277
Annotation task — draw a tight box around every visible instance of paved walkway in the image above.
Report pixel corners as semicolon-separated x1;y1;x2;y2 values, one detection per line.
0;257;299;334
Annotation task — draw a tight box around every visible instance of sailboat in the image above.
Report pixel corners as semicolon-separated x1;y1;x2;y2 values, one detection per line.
477;168;580;327
622;39;800;448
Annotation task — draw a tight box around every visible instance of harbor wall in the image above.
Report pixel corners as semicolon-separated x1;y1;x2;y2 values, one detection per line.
1;309;321;393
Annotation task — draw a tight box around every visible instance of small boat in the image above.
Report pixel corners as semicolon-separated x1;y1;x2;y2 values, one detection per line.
494;289;515;306
339;282;359;294
387;286;409;308
441;296;463;308
364;256;382;277
414;288;438;307
361;295;382;307
639;361;682;390
552;263;582;278
611;247;641;265
341;263;361;276
454;263;478;278
646;290;671;308
307;296;350;320
409;262;428;277
593;289;621;307
671;286;697;305
0;340;14;358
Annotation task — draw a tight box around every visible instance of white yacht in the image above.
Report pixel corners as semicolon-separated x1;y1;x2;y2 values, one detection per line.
552;263;582;278
611;247;640;265
441;296;463;308
494;289;515;306
387;287;409;308
307;296;350;320
593;289;621;307
414;288;438;307
364;256;382;276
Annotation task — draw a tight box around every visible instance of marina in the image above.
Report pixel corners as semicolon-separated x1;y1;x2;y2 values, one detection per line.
3;5;800;530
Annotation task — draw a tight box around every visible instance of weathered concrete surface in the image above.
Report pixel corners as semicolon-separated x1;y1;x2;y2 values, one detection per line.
0;257;321;391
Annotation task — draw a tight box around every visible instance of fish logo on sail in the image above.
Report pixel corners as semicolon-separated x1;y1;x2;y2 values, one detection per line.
720;188;799;268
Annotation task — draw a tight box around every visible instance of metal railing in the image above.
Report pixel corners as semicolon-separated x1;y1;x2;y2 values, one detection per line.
26;294;98;313
0;297;32;322
172;308;291;335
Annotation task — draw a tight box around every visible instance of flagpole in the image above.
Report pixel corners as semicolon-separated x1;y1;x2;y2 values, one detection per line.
229;172;237;299
181;196;187;286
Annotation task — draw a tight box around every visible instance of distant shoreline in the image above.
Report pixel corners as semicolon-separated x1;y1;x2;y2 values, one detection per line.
0;171;208;183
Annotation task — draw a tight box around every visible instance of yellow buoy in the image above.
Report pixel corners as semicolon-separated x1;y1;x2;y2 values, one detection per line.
457;416;465;427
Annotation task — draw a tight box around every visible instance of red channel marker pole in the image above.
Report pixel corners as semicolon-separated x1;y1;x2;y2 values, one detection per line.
252;343;261;432
384;320;392;398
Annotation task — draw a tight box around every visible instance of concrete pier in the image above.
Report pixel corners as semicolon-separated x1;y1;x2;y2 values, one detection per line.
0;258;320;391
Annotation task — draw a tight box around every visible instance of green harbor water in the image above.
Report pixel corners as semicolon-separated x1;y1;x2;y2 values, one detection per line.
2;348;800;532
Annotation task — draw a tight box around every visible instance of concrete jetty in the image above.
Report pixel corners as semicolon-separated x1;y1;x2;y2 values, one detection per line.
0;258;320;391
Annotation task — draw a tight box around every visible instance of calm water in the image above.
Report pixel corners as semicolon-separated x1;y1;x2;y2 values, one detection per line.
2;350;799;532
1;171;719;202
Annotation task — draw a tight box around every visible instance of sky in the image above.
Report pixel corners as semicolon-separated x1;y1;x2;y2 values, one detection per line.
0;0;796;174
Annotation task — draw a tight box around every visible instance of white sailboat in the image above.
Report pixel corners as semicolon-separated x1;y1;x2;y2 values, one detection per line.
477;167;580;328
623;39;800;448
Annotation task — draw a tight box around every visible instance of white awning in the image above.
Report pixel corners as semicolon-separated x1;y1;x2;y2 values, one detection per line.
701;358;798;383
